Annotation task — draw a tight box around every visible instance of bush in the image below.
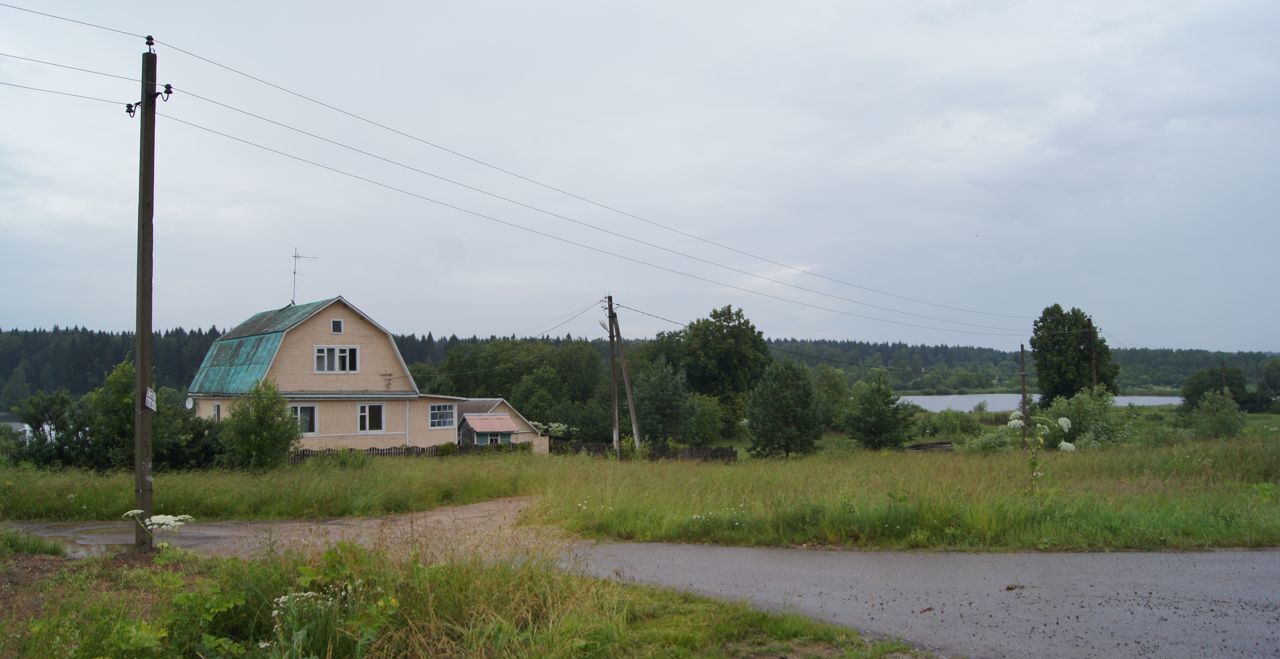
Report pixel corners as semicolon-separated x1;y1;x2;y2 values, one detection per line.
1043;386;1127;448
1190;388;1246;439
681;394;722;447
435;442;459;457
303;449;371;470
219;380;299;469
920;409;983;438
955;428;1014;454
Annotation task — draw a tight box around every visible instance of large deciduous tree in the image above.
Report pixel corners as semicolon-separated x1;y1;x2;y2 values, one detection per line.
671;306;771;438
1029;304;1118;405
746;361;821;458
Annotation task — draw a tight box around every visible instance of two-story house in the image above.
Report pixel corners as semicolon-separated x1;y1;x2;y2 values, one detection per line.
187;296;542;450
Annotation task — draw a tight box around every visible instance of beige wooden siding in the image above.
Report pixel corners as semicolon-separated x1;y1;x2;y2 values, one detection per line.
193;397;234;421
410;397;465;447
265;301;414;394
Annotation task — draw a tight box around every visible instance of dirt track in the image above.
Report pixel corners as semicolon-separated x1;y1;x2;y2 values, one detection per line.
5;497;539;559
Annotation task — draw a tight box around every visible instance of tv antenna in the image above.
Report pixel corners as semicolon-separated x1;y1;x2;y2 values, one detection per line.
291;248;318;304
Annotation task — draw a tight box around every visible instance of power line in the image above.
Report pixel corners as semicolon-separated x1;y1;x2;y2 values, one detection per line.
166;87;1019;332
156;111;1026;338
524;297;607;337
0;2;144;38
0;51;138;83
0;48;1019;331
0;2;1027;321
0;79;125;105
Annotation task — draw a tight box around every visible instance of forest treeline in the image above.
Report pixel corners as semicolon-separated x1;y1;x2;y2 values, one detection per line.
0;325;1273;408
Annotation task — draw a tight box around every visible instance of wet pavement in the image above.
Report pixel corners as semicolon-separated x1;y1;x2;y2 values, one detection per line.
570;542;1280;658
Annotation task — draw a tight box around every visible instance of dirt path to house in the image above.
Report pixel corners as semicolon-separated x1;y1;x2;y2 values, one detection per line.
4;497;544;560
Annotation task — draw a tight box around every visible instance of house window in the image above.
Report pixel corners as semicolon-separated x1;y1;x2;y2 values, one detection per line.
331;319;344;334
315;346;358;372
212;402;221;422
429;404;455;428
474;432;508;446
290;405;317;434
358;403;383;433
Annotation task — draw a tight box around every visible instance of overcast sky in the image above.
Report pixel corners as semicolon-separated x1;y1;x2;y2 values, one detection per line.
1;1;1276;352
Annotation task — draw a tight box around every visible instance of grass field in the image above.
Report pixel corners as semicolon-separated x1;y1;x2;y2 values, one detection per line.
3;428;1278;551
0;541;909;658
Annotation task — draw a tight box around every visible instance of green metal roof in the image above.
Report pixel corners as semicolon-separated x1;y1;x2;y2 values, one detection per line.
188;332;284;395
189;297;339;395
219;297;339;340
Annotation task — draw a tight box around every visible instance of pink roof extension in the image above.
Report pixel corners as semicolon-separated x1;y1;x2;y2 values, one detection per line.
464;413;519;433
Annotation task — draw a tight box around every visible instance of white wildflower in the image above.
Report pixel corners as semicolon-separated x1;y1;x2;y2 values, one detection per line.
1057;418;1072;433
1059;441;1076;452
122;509;144;519
1010;411;1023;420
1036;424;1049;435
1007;419;1025;430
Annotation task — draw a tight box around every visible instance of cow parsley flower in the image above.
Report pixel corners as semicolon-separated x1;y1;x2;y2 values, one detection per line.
1057;418;1072;433
1059;441;1076;452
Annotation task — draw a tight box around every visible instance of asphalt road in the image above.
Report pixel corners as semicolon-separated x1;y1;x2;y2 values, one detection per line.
570;543;1280;658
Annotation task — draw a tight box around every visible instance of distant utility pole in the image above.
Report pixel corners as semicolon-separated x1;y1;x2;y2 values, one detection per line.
291;248;317;304
607;297;642;453
1019;344;1029;450
605;298;620;458
130;37;166;550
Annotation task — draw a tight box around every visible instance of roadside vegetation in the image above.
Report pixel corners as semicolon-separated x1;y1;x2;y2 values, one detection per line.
0;542;905;658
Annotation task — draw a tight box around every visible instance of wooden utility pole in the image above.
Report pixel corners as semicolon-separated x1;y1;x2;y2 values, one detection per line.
608;298;642;453
606;297;620;458
133;41;158;549
1019;344;1029;450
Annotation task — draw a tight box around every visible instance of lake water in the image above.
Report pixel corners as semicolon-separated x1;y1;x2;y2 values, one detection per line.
902;393;1181;413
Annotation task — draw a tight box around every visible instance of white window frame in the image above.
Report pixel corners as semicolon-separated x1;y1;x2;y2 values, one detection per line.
314;345;359;373
290;404;318;435
358;403;384;434
212;402;221;422
429;403;456;428
331;319;344;334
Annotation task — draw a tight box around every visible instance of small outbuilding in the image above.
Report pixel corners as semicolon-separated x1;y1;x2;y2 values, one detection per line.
459;413;521;446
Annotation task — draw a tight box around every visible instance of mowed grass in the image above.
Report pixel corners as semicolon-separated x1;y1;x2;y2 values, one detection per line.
3;433;1279;551
0;543;907;658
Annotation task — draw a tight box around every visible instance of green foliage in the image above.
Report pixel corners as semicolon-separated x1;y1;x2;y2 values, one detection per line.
508;365;566;424
2;542;867;658
1043;386;1128;448
0;363;30;408
668;306;770;438
1263;359;1280;394
920;409;983;438
153;387;223;470
80;360;136;469
812;364;850;430
680;394;723;447
1030;304;1119;405
408;361;450;393
955;428;1015;453
0;529;65;557
843;372;915;449
1191;388;1246;439
631;357;688;449
10;389;92;468
219;380;299;469
1181;365;1249;410
0;423;17;465
746;361;822;458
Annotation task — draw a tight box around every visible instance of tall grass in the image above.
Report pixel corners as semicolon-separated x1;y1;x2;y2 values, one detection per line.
0;542;898;658
0;529;64;557
3;435;1279;550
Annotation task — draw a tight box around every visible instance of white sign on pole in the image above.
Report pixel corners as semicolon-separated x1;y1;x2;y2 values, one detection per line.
144;388;157;412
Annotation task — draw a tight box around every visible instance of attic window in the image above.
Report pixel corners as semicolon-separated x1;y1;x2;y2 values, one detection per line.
315;346;358;372
331;319;344;334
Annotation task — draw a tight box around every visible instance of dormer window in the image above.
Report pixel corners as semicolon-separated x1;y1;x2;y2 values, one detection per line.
331;319;344;334
315;345;358;372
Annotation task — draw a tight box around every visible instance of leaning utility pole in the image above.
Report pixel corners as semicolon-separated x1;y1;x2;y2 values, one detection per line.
1090;325;1098;388
1019;344;1029;450
606;297;621;458
608;297;642;453
132;38;159;549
